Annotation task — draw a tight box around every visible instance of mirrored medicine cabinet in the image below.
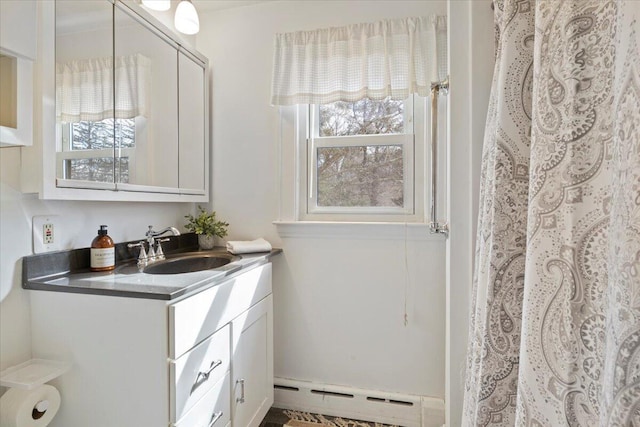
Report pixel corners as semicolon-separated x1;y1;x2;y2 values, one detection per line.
23;0;208;202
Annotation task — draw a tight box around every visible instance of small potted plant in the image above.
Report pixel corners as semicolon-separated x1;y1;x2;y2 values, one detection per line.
184;206;229;250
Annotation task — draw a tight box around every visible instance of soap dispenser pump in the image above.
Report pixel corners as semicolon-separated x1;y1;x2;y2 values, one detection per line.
90;225;115;272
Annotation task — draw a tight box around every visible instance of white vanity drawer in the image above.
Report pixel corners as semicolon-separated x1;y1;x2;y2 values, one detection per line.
173;373;231;427
170;263;272;358
170;324;230;422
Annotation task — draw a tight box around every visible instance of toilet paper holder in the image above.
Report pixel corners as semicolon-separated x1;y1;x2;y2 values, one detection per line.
0;360;69;426
0;359;70;390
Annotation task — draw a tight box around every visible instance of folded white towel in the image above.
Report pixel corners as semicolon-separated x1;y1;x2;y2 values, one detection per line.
226;238;272;254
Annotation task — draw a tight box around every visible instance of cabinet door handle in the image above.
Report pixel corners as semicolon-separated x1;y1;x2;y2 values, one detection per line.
207;411;223;427
236;378;245;403
191;360;223;394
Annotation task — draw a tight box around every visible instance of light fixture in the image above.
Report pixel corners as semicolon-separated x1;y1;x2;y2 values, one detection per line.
174;0;199;35
141;0;170;11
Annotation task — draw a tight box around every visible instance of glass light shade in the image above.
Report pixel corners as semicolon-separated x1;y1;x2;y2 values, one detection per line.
141;0;170;11
174;0;199;35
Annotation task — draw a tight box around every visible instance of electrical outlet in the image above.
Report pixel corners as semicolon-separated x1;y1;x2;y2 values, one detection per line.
43;223;54;244
33;215;61;254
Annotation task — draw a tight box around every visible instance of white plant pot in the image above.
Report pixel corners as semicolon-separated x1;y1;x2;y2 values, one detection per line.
198;234;216;250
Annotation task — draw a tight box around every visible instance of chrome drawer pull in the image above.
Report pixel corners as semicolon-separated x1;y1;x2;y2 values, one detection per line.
191;360;223;394
208;411;223;427
201;360;222;378
236;378;245;403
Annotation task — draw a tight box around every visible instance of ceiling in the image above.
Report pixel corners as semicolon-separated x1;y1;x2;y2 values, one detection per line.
192;0;276;12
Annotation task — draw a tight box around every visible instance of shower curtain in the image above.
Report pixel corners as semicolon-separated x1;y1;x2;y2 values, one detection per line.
463;0;640;426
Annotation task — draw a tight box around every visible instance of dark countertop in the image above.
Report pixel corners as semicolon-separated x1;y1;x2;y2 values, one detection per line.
22;234;281;300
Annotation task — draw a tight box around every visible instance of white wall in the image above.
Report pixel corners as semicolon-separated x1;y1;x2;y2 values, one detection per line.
197;0;449;399
446;1;493;425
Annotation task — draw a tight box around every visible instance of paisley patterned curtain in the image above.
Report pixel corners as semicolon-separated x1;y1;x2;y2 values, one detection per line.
463;0;640;425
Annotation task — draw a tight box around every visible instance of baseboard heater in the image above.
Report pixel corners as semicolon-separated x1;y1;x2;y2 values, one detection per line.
273;378;444;427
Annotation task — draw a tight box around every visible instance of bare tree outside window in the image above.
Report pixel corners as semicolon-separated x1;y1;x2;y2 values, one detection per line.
319;97;404;137
316;97;405;208
317;145;404;207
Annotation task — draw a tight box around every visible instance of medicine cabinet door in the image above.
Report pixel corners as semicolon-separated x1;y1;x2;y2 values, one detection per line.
114;5;179;192
178;51;206;195
55;0;116;189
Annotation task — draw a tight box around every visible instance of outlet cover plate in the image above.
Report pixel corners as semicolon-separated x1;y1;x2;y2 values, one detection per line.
33;215;61;254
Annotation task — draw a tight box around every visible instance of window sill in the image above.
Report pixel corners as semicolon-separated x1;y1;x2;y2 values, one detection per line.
273;221;445;241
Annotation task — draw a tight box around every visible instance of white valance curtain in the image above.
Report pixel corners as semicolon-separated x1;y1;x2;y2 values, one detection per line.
56;53;150;123
270;16;447;105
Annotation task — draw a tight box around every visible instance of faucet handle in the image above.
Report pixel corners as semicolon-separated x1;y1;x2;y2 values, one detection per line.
127;241;148;269
156;238;170;261
147;242;156;262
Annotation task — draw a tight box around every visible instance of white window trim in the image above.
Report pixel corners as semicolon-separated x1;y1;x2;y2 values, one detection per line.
293;95;427;223
305;133;416;218
273;220;437;241
307;98;415;217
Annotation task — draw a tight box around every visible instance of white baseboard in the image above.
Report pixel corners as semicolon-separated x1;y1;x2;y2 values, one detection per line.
273;378;444;427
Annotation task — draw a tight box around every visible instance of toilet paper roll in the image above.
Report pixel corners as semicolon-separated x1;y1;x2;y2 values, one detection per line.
0;384;61;427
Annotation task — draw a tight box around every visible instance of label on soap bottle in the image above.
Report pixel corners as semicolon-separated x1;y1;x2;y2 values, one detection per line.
91;247;115;269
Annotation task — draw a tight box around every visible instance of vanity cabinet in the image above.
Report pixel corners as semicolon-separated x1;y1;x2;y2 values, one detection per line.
22;0;209;202
28;263;274;427
232;296;274;427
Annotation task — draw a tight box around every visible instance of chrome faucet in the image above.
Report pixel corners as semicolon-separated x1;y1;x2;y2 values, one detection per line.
128;226;181;269
146;225;181;245
145;226;181;262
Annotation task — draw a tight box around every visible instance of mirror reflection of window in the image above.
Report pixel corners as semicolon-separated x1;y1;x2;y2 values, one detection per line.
61;118;136;183
55;0;114;185
55;1;150;187
56;53;149;183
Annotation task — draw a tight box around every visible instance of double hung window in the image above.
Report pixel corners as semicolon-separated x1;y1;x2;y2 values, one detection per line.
301;96;426;222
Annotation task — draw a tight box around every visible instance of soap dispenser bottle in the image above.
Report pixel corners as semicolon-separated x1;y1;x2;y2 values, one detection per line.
90;225;115;272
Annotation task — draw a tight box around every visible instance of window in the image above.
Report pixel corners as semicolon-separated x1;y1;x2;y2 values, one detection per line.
300;96;427;222
271;16;446;225
57;118;136;183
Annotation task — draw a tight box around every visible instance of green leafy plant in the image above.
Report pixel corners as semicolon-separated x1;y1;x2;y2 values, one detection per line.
184;206;229;238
